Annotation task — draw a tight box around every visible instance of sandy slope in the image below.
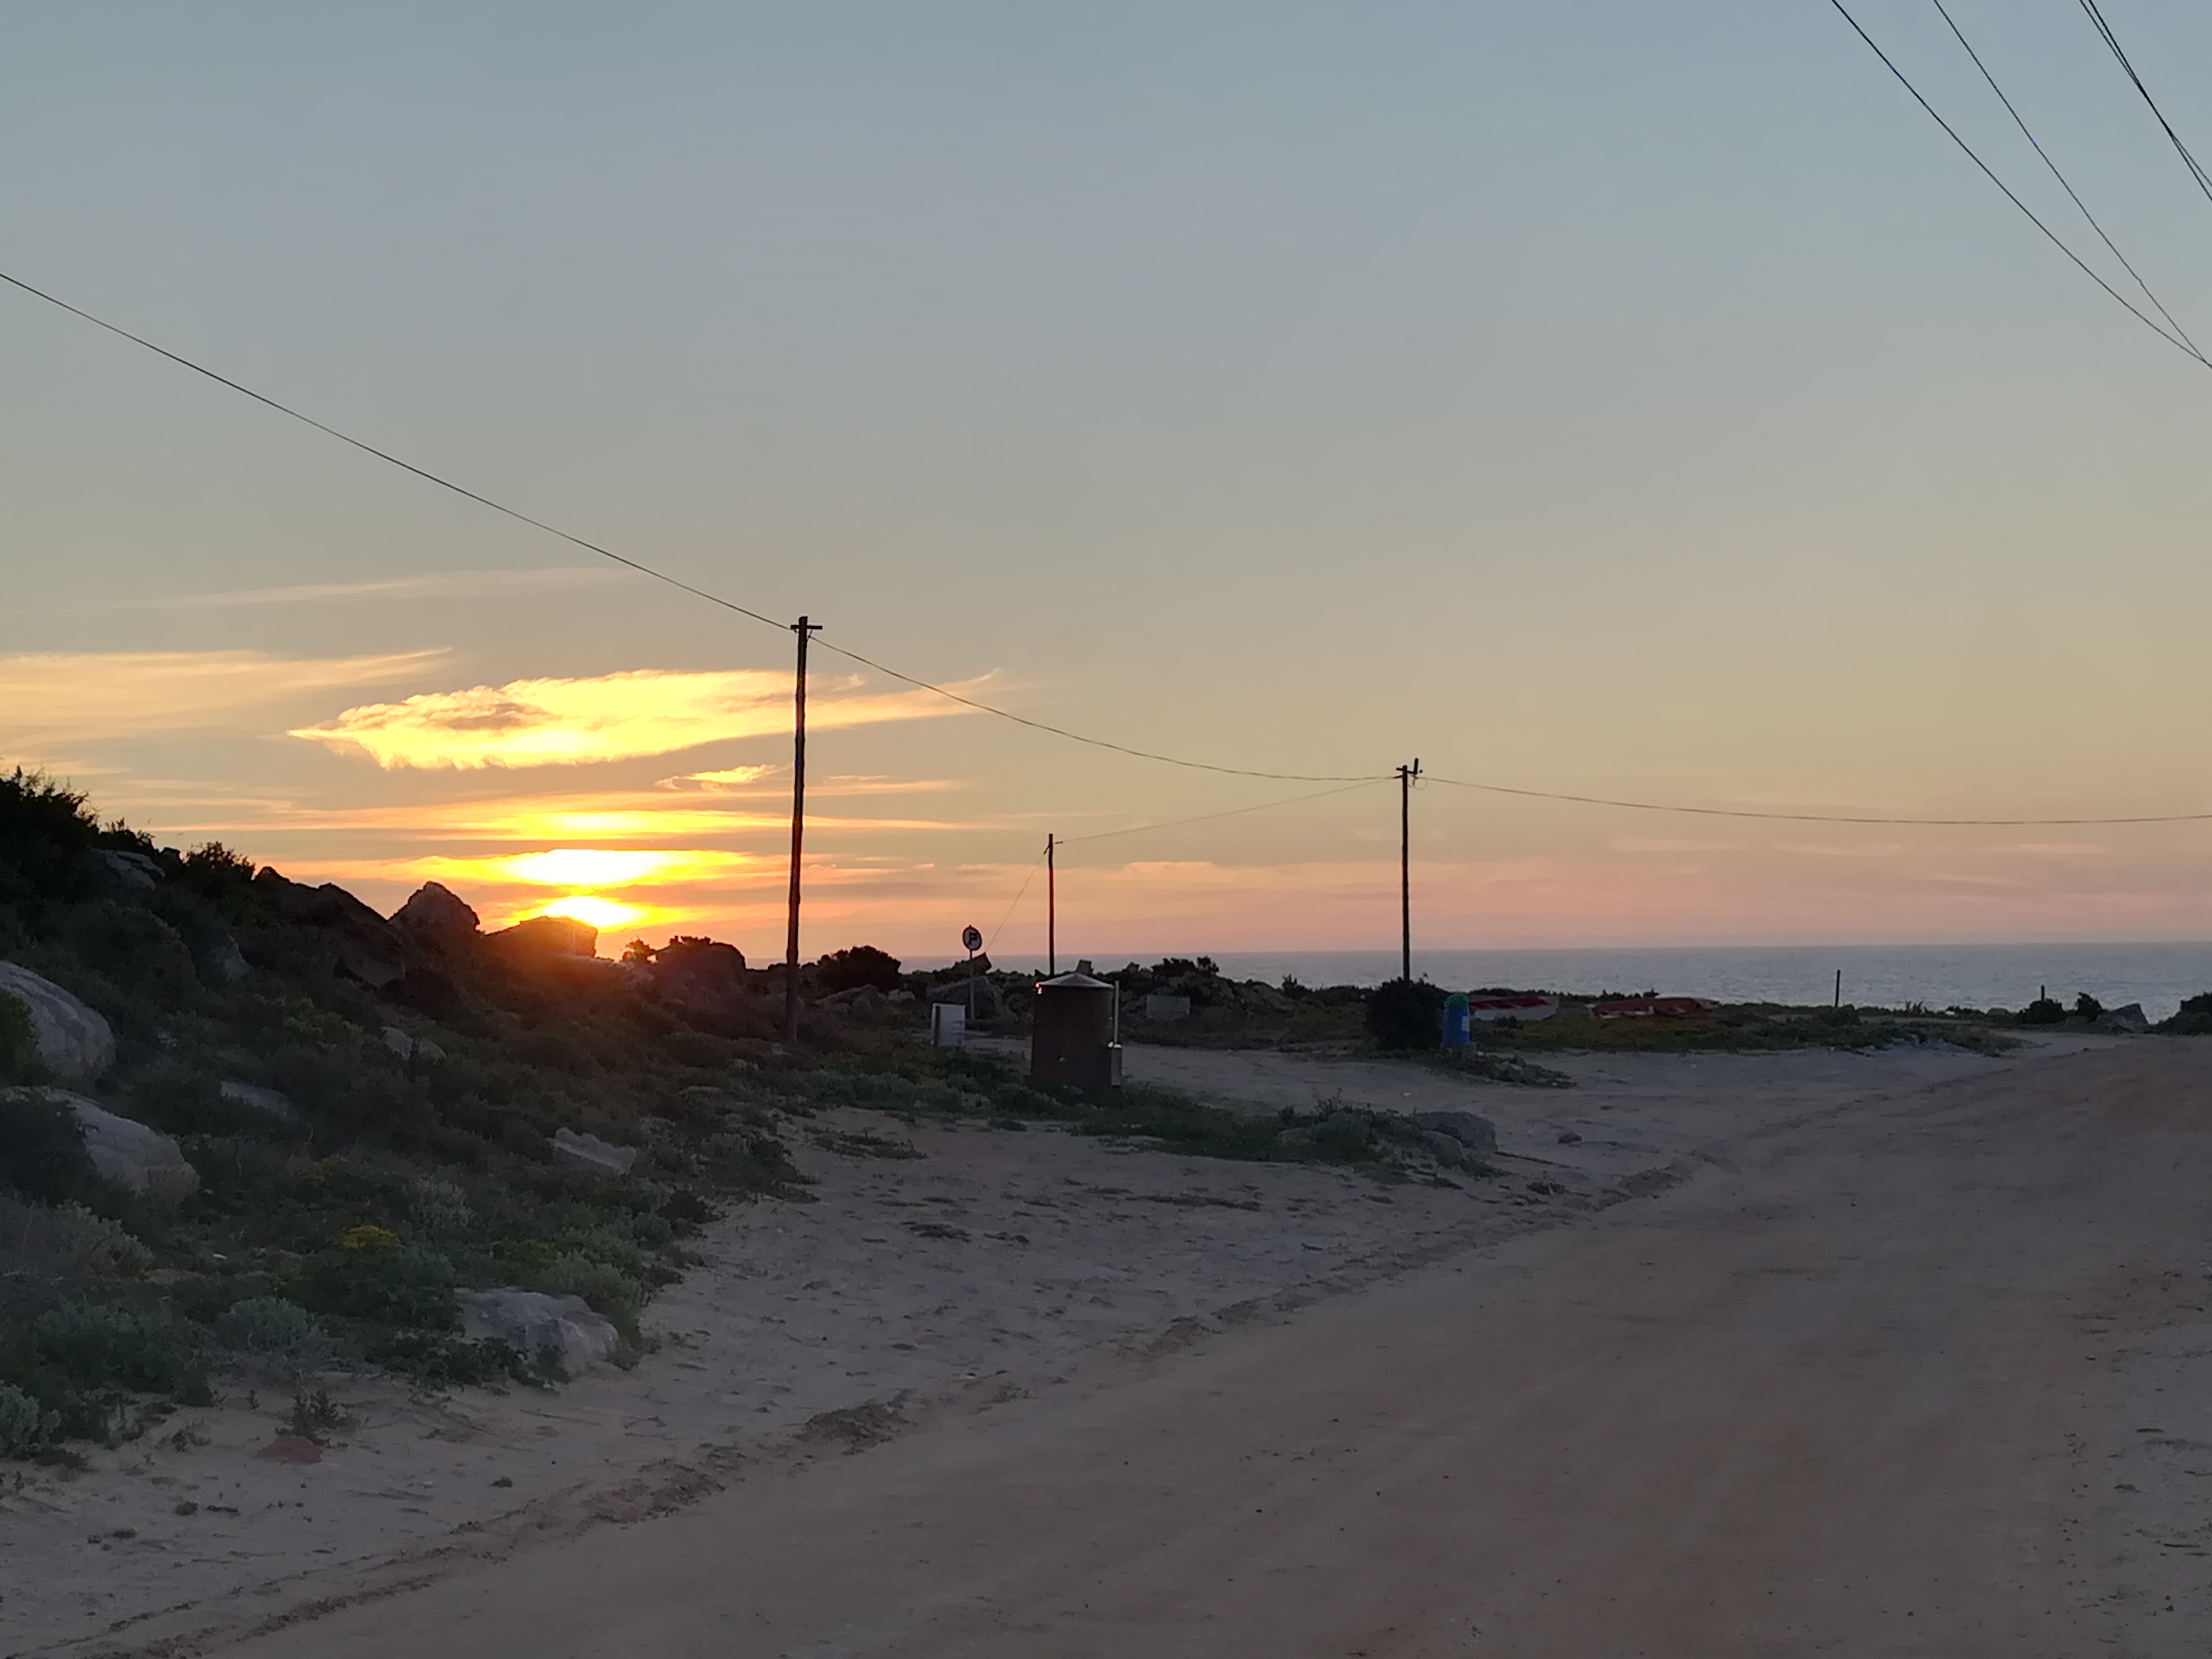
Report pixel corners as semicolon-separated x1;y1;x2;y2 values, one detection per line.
14;1033;2185;1657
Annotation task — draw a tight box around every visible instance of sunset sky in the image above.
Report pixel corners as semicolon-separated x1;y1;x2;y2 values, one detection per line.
7;2;2212;962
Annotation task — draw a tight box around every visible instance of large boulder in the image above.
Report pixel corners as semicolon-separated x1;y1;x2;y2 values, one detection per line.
253;869;408;987
95;848;164;892
458;1288;620;1376
0;963;116;1083
11;1089;200;1200
487;915;598;959
551;1127;639;1176
644;939;751;1023
1409;1109;1498;1155
2094;1003;2151;1035
391;881;480;945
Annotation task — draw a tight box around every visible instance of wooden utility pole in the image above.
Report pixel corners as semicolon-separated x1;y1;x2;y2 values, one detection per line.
1046;834;1057;977
784;615;821;1045
1398;760;1421;982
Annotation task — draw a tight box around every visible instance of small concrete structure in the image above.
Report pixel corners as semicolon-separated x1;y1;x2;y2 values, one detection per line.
930;1003;967;1047
1031;972;1122;1092
1142;993;1191;1023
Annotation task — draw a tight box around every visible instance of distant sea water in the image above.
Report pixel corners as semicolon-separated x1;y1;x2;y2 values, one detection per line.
948;944;2212;1022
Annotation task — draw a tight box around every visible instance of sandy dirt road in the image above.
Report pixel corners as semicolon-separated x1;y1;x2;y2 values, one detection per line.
226;1040;2212;1658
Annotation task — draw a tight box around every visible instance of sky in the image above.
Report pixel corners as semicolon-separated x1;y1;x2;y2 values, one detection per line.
6;1;2212;963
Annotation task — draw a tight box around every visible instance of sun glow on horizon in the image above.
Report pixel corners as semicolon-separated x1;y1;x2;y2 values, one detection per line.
532;894;650;933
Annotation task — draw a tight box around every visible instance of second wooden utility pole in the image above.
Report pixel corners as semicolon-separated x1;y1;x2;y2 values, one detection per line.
1398;759;1420;982
1046;833;1057;977
784;615;821;1046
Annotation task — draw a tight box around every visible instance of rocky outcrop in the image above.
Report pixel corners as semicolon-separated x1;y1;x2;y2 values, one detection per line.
391;881;479;945
253;870;408;988
487;915;598;959
551;1127;639;1176
643;939;751;1024
0;963;116;1083
457;1289;620;1376
7;1089;201;1200
196;934;250;986
95;848;164;892
2094;1003;2151;1035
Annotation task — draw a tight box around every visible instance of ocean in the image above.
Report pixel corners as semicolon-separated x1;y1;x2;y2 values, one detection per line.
926;943;2212;1021
1190;944;2212;1021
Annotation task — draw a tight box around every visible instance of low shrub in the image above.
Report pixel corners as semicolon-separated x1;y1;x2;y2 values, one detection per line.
33;1303;207;1396
370;1332;533;1388
529;1251;646;1340
2017;998;2067;1026
0;1380;54;1456
0;1088;94;1204
294;1237;458;1330
216;1297;326;1374
0;1197;155;1287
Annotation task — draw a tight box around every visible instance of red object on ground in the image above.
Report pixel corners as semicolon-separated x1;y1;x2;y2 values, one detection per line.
1591;997;1714;1020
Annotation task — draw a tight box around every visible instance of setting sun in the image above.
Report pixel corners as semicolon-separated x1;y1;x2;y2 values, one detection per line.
533;894;649;932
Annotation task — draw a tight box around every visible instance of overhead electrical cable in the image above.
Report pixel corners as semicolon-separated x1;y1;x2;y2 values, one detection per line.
1825;0;2210;367
0;266;1380;785
1930;0;2201;355
1059;778;1390;846
2076;0;2212;211
12;264;2212;827
985;856;1043;952
1424;773;2212;826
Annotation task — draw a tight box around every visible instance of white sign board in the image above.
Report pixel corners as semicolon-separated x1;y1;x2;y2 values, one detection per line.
930;1003;967;1047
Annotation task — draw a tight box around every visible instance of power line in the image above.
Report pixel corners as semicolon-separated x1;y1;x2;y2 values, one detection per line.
0;266;1383;787
1058;778;1389;846
2077;0;2212;213
12;263;2212;830
1929;0;2201;356
1425;773;2212;826
1825;0;2209;367
985;856;1042;953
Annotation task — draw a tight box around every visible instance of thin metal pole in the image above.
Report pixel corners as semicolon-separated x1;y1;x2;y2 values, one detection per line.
1046;834;1056;977
784;615;819;1045
1399;760;1420;981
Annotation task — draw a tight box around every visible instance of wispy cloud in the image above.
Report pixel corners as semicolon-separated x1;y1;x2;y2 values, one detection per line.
657;767;959;797
138;567;623;610
290;668;985;769
0;650;448;747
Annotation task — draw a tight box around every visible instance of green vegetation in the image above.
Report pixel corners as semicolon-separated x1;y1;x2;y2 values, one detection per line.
0;768;823;1456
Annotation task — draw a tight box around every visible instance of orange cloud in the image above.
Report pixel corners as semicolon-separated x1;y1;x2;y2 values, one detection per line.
289;668;986;769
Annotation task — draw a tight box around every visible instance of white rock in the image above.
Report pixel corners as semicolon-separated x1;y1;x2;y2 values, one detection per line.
220;1080;297;1121
457;1288;620;1376
22;1090;200;1200
0;963;116;1083
382;1026;448;1064
551;1127;639;1176
96;849;164;891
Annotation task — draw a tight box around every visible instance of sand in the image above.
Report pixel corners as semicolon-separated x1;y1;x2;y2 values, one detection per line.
9;1030;2180;1656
